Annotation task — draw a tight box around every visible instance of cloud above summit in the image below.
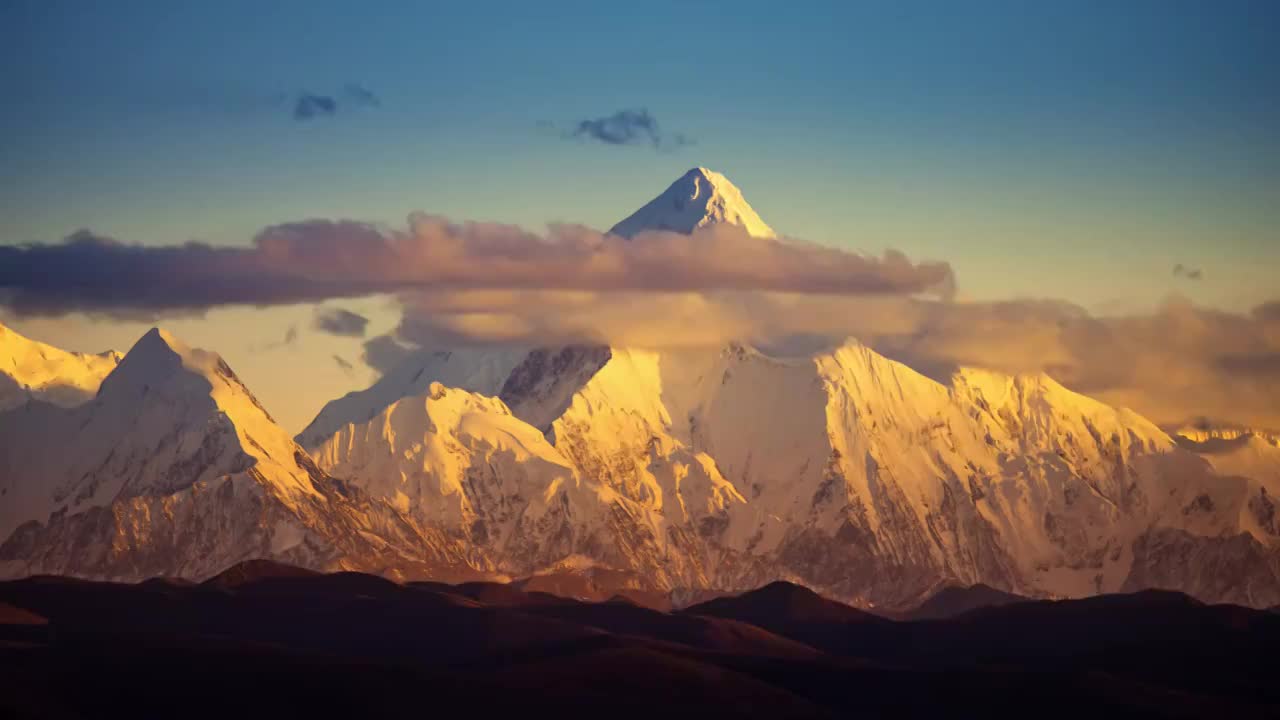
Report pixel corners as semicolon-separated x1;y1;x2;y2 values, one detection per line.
292;85;380;121
5;185;1273;430
0;219;954;317
563;109;694;150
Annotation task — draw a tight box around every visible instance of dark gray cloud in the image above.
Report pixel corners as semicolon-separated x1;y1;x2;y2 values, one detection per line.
313;307;369;337
291;86;379;121
0;219;953;317
1173;263;1203;280
361;334;414;374
333;354;355;374
566;109;693;149
293;94;338;121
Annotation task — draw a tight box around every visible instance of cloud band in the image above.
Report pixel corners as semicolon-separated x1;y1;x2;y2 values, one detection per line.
0;219;953;316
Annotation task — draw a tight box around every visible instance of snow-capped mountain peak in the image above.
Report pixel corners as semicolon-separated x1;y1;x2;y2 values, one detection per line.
0;326;323;542
102;326;272;411
94;327;303;467
0;327;486;583
0;321;119;411
310;381;583;535
609;167;776;239
296;347;530;450
100;327;202;396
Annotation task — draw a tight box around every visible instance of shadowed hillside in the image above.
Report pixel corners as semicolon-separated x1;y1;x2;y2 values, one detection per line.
2;562;1277;718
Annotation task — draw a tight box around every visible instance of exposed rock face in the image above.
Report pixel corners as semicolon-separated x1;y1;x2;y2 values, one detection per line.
499;345;613;432
1123;528;1280;608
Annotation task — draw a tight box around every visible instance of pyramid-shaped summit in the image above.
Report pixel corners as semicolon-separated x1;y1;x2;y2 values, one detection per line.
0;326;466;581
609;167;776;239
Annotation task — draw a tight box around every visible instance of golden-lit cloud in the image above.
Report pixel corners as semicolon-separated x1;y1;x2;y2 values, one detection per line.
4;211;1275;430
380;289;1280;429
0;218;953;317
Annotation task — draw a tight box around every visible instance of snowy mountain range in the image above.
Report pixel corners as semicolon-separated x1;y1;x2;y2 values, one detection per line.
2;168;1278;608
0;328;490;582
0;322;119;411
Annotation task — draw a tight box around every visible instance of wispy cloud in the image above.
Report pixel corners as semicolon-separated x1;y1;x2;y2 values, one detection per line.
563;108;693;150
291;85;380;121
251;323;299;352
313;307;369;337
1173;263;1203;280
0;220;953;316
293;94;338;121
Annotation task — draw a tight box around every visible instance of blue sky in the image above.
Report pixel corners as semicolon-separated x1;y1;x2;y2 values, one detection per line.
3;1;1279;429
4;1;1278;309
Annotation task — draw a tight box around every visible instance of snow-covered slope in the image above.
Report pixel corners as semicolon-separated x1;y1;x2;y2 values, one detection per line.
313;382;581;535
609;167;776;239
303;331;1280;607
296;345;612;448
0;321;119;411
678;341;1188;604
0;328;479;582
311;377;745;586
676;341;1271;605
296;347;529;449
1190;433;1280;484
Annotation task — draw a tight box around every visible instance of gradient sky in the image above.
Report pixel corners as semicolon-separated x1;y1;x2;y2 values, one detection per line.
3;1;1279;430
